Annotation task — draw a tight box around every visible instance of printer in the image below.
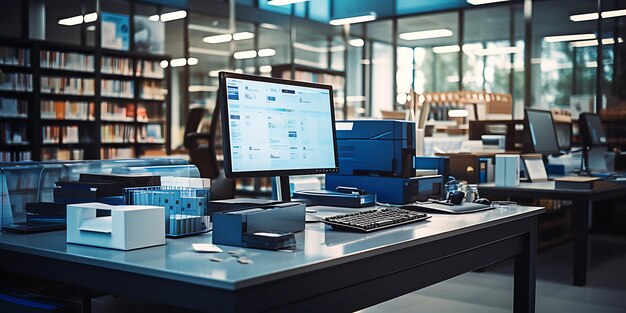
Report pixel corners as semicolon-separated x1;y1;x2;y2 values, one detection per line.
326;120;442;204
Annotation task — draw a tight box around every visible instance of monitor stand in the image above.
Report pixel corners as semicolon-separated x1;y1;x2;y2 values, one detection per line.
581;145;609;175
273;176;291;202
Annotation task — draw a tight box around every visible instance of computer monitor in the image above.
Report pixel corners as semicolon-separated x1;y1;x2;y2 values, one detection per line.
554;123;572;151
579;113;607;147
524;109;560;155
218;72;339;201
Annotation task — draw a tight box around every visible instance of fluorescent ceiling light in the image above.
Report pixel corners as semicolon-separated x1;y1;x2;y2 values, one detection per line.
208;70;222;77
148;15;160;22
473;46;522;56
233;32;254;41
260;23;282;30
433;45;460;54
399;29;453;41
160;60;169;68
570;37;623;48
268;0;309;5
188;85;218;92
329;12;376;26
58;15;84;26
349;38;365;47
203;34;232;44
544;33;596;43
169;58;187;67
160;10;187;22
570;9;626;22
86;25;95;31
234;50;257;59
448;109;469;117
585;61;598;68
467;0;510;5
84;13;98;23
259;65;273;73
187;58;198;66
258;48;276;57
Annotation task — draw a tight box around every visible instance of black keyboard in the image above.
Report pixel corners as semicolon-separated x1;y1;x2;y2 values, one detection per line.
322;208;430;232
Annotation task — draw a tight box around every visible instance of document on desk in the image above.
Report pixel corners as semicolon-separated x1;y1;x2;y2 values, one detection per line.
1;174;13;225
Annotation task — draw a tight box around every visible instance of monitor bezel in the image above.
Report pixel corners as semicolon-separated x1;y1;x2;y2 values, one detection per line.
523;108;561;155
579;112;607;147
219;71;340;179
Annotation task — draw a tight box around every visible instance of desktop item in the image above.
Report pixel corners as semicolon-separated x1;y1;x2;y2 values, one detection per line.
322;208;430;232
400;201;493;214
219;71;339;202
579;113;610;173
79;173;161;188
447;190;465;205
495;154;520;187
242;231;296;250
211;202;305;247
66;202;165;251
292;190;376;208
481;135;506;150
521;154;548;182
524;109;561;155
474;198;491;205
554;123;572;151
334;120;415;178
2;202;66;234
554;176;600;190
53;180;124;204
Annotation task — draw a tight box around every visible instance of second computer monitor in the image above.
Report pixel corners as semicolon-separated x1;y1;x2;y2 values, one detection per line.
524;109;560;155
579;113;607;147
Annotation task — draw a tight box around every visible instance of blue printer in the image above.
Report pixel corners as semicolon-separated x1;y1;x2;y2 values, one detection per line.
327;120;442;204
334;120;415;178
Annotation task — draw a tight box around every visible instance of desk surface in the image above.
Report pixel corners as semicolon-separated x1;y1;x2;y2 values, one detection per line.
479;181;626;196
0;206;543;291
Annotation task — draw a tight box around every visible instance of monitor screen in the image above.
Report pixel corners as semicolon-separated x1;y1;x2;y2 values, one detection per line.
219;72;339;178
579;113;607;146
524;109;560;155
554;123;572;151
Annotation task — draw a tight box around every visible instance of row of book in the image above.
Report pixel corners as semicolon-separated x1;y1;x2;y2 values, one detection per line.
101;80;134;98
40;50;94;72
138;124;164;143
0;73;33;92
101;124;135;143
1;122;27;144
0;150;31;162
140;80;165;100
137;60;165;79
42;125;81;144
0;47;30;67
41;76;95;95
42;148;84;161
101;147;133;159
101;102;134;121
137;103;164;122
102;56;132;76
41;100;95;120
0;97;28;117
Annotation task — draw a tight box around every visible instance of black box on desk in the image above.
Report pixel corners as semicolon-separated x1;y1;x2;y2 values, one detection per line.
212;202;305;247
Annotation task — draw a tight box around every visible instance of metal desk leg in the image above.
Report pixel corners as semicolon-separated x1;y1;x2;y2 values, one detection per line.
573;200;591;286
514;218;537;313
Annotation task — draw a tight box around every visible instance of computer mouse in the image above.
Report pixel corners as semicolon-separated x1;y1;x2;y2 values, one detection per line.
474;198;491;205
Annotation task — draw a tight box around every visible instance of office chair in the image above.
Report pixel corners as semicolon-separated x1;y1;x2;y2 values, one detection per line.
183;99;235;200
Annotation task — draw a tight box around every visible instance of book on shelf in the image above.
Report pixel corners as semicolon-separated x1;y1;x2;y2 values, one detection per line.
42;148;84;161
1;122;27;144
138;124;164;143
0;73;33;92
40;76;95;96
42;125;83;144
101;147;133;159
0;97;28;117
101;56;132;76
137;103;164;122
0;47;30;67
41;100;95;120
140;80;165;100
101;79;134;98
101;124;135;143
0;150;31;162
101;101;134;121
40;50;94;72
136;60;164;79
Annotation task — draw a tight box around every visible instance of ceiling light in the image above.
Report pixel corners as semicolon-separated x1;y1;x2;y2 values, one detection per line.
585;61;598;68
570;9;626;22
233;32;255;41
329;12;377;26
160;10;187;22
169;58;187;67
446;75;460;83
234;50;257;59
234;69;244;73
433;45;460;54
268;0;309;5
544;33;596;43
258;48;276;57
260;23;282;30
399;29;453;41
570;37;624;48
203;34;232;44
84;13;98;23
473;46;522;56
448;109;468;117
259;65;273;73
349;38;365;47
148;15;160;22
602;9;626;18
467;0;510;5
187;58;198;66
58;15;84;26
86;25;95;31
188;85;219;92
208;70;221;77
160;60;169;68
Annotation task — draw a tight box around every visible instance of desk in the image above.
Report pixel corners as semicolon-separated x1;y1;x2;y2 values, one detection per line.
479;181;626;286
0;206;542;313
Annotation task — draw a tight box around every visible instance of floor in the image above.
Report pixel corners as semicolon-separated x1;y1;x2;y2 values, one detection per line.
360;234;626;313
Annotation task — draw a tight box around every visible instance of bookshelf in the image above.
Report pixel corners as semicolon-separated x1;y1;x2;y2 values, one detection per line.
0;37;171;161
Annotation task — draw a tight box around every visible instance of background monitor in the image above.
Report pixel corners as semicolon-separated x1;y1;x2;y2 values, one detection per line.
524;109;560;155
219;72;339;181
554;123;572;151
579;113;607;147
